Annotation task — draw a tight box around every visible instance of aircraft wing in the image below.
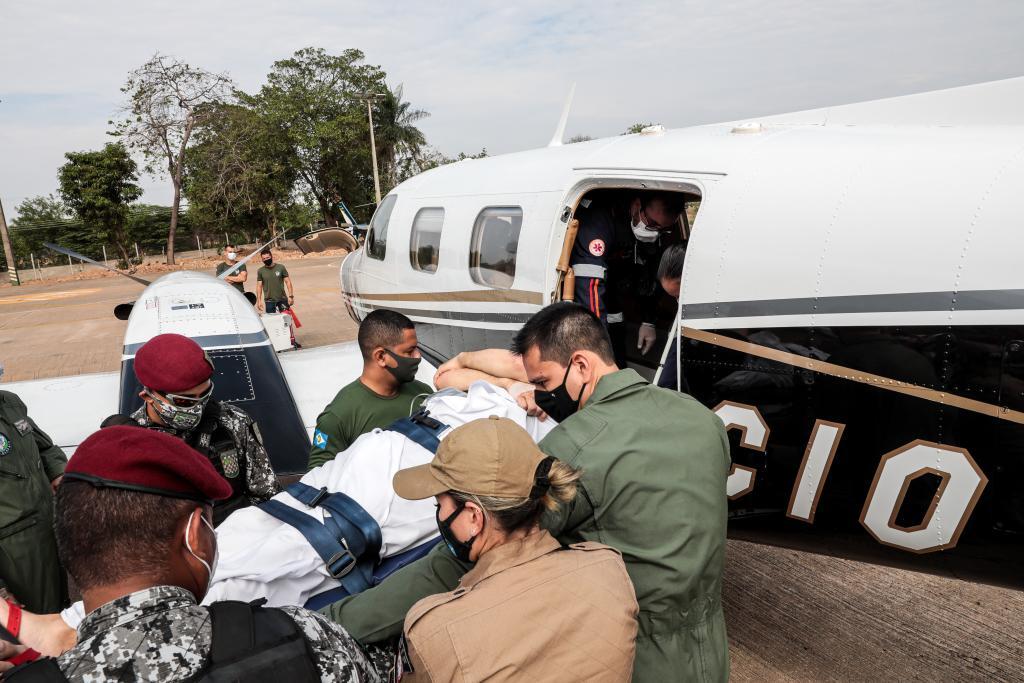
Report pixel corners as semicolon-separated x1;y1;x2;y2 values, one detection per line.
1;372;120;456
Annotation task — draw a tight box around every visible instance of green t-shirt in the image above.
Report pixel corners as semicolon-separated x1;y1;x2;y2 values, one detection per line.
307;378;433;471
216;261;247;292
257;264;290;301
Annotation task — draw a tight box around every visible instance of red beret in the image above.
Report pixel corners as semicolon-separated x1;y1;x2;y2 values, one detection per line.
134;333;214;393
64;426;232;502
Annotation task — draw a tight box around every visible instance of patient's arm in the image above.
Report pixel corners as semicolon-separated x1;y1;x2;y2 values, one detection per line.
434;349;529;387
433;351;547;420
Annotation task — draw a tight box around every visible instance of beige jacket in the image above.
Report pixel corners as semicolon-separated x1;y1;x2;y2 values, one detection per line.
401;530;638;682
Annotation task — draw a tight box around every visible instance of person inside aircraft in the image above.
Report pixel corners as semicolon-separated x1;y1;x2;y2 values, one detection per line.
393;417;638;682
571;191;685;367
307;310;434;471
105;333;280;526
11;382;555;658
654;244;690;393
0;427;377;681
322;303;731;683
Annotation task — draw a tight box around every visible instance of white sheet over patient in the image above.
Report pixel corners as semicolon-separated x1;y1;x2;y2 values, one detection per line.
204;381;554;607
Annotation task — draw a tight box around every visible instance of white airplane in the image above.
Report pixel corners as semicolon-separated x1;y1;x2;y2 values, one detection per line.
5;76;1023;587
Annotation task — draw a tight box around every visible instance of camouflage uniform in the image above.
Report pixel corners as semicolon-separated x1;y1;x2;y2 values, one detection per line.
131;401;279;524
55;585;380;682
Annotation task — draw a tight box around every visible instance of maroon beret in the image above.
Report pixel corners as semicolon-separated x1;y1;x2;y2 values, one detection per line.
134;333;214;393
64;426;232;502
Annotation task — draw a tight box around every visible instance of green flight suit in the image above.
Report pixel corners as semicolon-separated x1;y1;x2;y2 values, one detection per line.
0;391;68;612
323;369;731;682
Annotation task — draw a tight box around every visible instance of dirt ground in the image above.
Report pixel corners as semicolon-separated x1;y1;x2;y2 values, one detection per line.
1;254;1022;681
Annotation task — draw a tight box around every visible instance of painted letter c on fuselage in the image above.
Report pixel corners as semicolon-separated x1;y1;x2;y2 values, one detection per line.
713;401;769;500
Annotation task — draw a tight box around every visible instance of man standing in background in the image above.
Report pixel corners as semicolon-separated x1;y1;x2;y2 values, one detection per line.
215;244;247;293
256;247;300;348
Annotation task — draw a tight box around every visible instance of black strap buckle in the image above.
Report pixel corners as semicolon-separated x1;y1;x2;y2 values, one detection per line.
309;487;330;508
326;539;357;579
410;408;441;430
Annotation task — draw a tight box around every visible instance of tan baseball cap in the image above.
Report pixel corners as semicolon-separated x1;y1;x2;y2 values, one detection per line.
393;416;548;500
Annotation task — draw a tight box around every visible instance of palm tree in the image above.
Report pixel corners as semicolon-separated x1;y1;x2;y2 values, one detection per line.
373;84;429;191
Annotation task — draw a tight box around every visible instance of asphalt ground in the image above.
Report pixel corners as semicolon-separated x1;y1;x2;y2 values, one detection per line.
1;255;1022;680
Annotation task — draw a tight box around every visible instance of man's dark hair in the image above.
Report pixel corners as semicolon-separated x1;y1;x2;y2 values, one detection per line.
223;244;236;252
55;482;197;591
641;192;686;216
511;302;615;365
260;246;272;255
357;309;415;360
657;244;687;282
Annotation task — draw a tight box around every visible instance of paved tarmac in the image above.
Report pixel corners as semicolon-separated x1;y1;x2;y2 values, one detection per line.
1;255;1022;681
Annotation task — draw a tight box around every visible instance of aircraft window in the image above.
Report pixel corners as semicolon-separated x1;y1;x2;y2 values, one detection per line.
410;207;445;273
366;194;398;260
470;207;523;289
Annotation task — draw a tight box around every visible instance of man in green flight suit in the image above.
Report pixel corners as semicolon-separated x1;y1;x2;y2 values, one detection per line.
322;303;731;682
0;365;68;613
307;309;433;471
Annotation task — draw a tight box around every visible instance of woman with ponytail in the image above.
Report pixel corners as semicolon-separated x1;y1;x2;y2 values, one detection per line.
391;416;638;682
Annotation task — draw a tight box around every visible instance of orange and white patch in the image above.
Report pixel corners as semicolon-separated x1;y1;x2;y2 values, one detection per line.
588;239;606;257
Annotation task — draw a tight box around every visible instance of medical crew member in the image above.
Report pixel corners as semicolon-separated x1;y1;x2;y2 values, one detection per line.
571;193;684;363
654;244;691;393
307;310;432;471
124;334;279;525
324;303;732;683
0;363;67;613
393;417;637;682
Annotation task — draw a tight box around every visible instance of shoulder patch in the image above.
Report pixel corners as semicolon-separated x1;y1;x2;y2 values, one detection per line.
588;239;606;257
312;429;328;449
14;419;32;435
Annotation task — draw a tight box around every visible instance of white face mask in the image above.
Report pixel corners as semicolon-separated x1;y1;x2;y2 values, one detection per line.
184;510;218;596
631;212;661;243
226;252;237;261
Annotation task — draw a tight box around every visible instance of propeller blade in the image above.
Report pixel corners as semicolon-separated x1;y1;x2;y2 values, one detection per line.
43;243;151;286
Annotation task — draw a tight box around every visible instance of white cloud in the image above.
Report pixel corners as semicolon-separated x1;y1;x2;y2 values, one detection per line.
2;0;1023;217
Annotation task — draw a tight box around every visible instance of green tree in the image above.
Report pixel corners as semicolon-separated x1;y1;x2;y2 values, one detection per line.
113;53;233;264
623;122;657;135
184;102;298;237
8;195;72;263
251;47;386;226
566;134;594;144
57;143;143;267
374;83;428;192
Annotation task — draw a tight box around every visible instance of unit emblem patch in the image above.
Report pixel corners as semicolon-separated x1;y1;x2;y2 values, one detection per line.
588;239;606;257
0;433;11;457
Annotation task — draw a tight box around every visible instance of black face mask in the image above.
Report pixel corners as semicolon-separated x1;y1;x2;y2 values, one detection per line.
384;349;421;384
262;258;273;267
534;362;586;423
436;502;477;563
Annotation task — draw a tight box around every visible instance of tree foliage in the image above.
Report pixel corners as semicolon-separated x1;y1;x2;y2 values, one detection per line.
57;143;143;266
250;47;385;226
113;53;233;264
373;83;428;193
623;122;657;135
184;102;298;236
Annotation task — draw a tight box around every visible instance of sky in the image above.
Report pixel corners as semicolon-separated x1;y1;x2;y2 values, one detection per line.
2;0;1023;219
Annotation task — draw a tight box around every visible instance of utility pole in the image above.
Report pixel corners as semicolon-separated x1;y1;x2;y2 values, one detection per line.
0;196;19;286
358;92;387;206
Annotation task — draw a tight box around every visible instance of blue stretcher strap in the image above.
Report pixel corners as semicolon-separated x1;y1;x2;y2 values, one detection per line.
386;409;450;454
259;483;383;595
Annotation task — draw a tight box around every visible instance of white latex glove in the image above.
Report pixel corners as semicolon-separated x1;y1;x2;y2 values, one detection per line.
638;323;657;355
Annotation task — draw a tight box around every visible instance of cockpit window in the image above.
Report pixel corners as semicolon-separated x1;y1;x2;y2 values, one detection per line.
469;207;522;289
410;207;444;273
366;194;398;261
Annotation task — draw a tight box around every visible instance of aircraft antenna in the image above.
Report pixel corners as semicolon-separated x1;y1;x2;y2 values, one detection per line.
547;82;576;147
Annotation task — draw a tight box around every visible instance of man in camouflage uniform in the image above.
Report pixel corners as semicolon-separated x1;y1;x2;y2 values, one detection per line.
3;426;378;681
119;334;279;525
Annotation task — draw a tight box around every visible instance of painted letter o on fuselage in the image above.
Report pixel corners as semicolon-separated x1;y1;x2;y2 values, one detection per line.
860;440;988;554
